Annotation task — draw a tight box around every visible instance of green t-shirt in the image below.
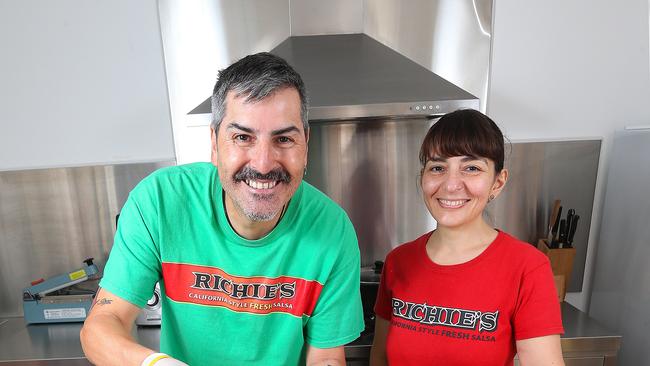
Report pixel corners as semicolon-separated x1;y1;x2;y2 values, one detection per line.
100;162;364;365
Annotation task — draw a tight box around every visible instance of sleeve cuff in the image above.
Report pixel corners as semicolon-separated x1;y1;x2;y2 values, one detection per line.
305;327;364;348
515;326;565;340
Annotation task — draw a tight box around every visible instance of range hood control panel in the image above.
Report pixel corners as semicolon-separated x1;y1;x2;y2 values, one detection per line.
412;104;441;112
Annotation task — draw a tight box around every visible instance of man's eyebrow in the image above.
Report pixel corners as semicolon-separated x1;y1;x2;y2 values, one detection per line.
224;123;300;136
271;126;300;136
225;122;255;134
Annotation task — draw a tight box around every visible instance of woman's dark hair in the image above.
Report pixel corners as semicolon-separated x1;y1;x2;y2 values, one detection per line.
419;109;505;173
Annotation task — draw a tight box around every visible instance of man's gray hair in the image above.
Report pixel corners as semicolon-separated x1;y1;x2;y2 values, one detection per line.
211;52;309;134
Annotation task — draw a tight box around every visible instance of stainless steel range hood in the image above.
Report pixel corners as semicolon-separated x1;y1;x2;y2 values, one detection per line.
188;33;478;122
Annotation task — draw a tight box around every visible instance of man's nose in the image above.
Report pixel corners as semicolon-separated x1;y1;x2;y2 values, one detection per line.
248;140;278;174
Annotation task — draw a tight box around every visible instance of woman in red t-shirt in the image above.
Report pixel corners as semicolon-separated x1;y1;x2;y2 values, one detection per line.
370;109;565;366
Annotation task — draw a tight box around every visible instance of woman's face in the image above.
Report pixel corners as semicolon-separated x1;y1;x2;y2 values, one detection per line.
421;155;508;229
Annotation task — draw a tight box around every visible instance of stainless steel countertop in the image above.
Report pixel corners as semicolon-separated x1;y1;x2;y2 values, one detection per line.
557;302;621;359
0;318;158;365
0;302;620;364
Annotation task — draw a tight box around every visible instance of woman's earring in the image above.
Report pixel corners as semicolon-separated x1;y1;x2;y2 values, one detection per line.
488;194;495;202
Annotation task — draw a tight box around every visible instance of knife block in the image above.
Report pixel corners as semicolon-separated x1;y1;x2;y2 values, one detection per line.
537;239;576;301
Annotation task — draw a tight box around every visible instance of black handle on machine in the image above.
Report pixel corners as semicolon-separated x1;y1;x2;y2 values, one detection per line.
373;260;384;274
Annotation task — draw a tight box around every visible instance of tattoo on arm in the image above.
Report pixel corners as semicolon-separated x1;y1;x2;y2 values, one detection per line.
90;296;113;311
95;298;113;306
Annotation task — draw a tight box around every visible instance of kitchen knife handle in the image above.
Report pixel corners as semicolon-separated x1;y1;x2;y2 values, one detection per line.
567;215;580;247
547;200;561;245
551;206;563;240
565;208;575;235
558;219;567;248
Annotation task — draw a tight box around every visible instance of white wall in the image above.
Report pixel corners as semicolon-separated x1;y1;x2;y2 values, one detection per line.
0;0;175;171
489;0;650;309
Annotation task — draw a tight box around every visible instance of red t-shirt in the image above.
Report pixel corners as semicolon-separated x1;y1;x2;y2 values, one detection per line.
374;230;564;365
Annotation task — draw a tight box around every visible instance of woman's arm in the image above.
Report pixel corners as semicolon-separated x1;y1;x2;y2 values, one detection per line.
516;334;564;366
369;317;390;366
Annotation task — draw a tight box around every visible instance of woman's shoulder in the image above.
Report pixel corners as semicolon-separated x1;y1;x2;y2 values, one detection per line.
496;230;551;268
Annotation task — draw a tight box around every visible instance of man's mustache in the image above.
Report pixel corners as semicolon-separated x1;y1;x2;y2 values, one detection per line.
234;166;291;183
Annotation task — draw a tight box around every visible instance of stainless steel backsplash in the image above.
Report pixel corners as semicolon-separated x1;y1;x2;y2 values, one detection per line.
306;118;600;292
0;161;174;317
307;118;436;264
487;140;600;292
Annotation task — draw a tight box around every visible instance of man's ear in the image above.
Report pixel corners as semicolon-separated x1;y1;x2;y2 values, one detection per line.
210;127;218;164
304;128;310;166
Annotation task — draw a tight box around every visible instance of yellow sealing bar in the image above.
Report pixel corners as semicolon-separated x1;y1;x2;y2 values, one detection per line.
69;269;87;281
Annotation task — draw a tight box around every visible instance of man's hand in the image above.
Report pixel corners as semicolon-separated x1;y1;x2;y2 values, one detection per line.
305;345;346;366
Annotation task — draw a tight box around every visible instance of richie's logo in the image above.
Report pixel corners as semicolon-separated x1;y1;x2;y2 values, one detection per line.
162;262;323;317
392;298;499;333
190;271;296;300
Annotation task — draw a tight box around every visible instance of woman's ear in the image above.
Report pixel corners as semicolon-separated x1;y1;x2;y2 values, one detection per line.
490;168;509;199
419;167;425;186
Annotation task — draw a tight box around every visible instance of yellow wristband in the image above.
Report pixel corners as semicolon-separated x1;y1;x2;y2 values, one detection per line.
141;353;170;366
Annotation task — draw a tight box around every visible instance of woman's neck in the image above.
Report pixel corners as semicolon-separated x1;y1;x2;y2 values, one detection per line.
426;218;498;265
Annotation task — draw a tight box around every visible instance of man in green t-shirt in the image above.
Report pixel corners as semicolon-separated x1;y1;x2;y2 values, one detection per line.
80;53;364;366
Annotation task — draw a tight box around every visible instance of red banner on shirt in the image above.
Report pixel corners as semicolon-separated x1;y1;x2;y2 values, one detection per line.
162;262;323;317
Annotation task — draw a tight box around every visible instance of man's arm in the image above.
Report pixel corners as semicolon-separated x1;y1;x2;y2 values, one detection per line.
80;287;155;366
516;334;565;366
305;345;346;366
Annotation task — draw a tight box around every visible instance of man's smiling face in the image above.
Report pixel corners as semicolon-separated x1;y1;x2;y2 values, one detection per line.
211;87;308;226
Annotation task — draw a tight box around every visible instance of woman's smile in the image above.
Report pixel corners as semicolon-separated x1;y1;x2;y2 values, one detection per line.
421;155;504;229
437;198;470;208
